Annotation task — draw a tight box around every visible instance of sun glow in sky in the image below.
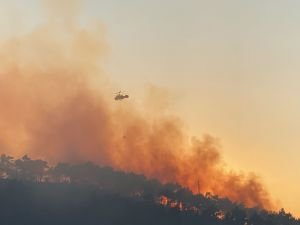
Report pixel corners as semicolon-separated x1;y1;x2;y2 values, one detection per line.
1;0;300;217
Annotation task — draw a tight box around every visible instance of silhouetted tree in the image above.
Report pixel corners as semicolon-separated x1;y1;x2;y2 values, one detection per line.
0;154;16;178
0;154;298;225
15;155;48;182
224;207;247;225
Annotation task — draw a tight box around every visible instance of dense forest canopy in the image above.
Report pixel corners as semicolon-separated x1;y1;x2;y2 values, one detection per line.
0;154;298;225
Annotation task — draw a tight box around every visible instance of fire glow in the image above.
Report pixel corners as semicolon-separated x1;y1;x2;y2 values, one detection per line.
0;0;274;211
159;195;183;211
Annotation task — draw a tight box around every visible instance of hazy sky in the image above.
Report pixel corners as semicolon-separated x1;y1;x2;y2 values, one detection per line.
1;0;300;216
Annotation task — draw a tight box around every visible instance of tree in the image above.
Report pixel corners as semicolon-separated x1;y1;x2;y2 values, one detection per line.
15;155;48;182
0;154;15;178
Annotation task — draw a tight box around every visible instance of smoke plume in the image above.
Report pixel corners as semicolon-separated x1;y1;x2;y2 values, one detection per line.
0;1;273;210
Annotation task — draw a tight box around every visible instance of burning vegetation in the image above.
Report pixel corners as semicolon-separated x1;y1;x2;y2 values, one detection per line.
0;154;298;225
0;0;281;219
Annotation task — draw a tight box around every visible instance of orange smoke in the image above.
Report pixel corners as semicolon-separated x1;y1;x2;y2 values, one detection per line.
0;1;273;210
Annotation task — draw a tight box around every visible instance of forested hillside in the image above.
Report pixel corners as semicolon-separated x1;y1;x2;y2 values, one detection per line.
0;154;298;225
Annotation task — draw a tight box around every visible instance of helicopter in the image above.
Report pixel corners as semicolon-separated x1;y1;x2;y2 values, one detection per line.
114;91;129;101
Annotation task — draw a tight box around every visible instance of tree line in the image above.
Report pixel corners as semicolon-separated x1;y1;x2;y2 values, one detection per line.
0;154;299;225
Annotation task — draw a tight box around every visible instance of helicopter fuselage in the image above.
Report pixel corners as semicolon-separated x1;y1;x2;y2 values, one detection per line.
115;94;129;101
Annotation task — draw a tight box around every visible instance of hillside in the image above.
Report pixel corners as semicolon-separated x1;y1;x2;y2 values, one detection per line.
0;154;298;225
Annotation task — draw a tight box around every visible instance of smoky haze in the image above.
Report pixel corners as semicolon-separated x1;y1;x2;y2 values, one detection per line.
0;0;273;210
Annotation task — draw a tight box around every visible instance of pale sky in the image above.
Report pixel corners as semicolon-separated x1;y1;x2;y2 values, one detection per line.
1;0;300;216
